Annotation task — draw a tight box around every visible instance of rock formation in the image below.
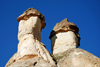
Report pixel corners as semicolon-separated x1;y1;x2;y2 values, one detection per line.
49;18;100;67
49;18;80;55
5;8;100;67
5;8;56;67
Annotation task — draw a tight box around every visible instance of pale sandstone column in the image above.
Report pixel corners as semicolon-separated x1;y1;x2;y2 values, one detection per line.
49;18;100;67
17;8;46;61
5;8;55;67
49;18;80;55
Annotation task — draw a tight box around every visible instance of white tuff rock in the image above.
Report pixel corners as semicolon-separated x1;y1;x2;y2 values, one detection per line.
5;8;55;67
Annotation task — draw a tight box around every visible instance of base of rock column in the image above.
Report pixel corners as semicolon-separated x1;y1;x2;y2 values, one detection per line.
6;57;57;67
56;48;100;67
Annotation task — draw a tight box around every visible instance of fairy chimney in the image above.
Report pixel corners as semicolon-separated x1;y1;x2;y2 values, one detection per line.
5;8;55;67
5;8;100;67
49;18;80;55
49;18;100;67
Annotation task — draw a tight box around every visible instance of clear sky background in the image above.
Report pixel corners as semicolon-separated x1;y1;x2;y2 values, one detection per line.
0;0;100;67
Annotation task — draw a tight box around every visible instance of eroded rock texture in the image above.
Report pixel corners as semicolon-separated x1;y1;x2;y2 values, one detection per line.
5;8;55;67
5;8;100;67
49;18;80;55
56;48;100;67
8;57;56;67
50;18;100;67
17;8;45;29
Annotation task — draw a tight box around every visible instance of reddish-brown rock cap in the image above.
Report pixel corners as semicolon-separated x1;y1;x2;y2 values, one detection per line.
17;8;46;30
49;18;80;47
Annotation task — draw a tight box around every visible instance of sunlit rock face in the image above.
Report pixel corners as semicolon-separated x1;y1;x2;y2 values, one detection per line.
51;31;78;54
8;57;56;67
57;48;100;67
49;18;80;55
5;8;55;67
50;18;100;67
18;17;41;41
5;8;100;67
17;17;42;58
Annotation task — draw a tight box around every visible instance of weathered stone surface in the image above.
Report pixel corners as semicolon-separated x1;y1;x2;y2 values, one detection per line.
17;8;46;30
51;31;78;55
5;53;18;67
5;41;55;67
49;18;80;42
56;48;100;67
7;57;57;67
5;8;100;67
49;18;100;67
5;8;55;67
50;18;80;55
18;17;41;41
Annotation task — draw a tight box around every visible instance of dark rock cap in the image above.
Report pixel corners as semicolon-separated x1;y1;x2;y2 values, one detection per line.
49;18;80;47
17;8;46;30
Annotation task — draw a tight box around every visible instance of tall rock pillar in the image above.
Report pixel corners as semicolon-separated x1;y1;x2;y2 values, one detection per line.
5;8;55;67
17;8;45;59
49;18;100;67
49;18;80;55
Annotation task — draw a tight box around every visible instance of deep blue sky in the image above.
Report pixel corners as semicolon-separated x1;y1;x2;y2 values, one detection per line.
0;0;100;67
